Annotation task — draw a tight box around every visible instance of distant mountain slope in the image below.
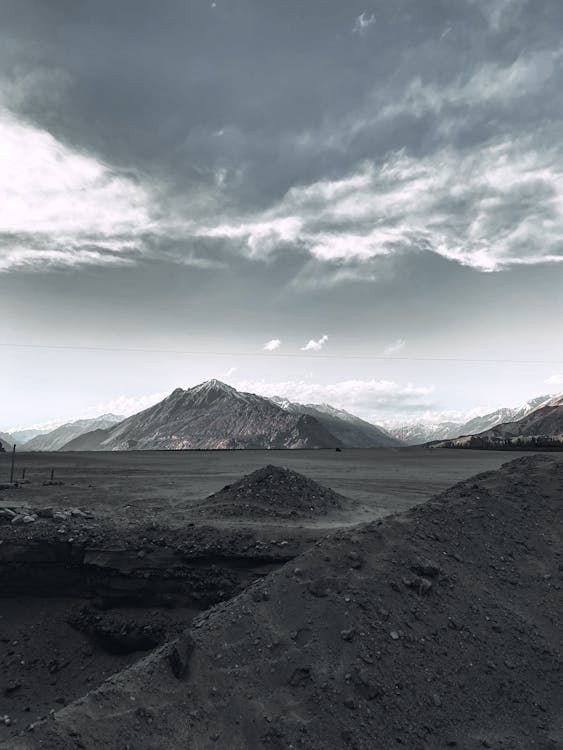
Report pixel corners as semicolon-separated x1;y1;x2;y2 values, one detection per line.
24;415;124;451
11;428;52;444
437;395;563;448
270;397;402;448
387;394;556;445
60;381;345;451
0;431;14;451
60;381;402;451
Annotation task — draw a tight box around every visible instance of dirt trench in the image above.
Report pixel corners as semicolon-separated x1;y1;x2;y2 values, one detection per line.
0;526;300;738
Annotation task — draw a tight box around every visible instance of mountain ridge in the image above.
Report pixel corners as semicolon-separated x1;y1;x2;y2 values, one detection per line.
437;394;563;448
60;381;401;451
22;415;125;451
387;393;558;444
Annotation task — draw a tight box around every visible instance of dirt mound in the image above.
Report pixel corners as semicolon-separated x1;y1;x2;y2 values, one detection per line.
197;464;355;519
4;454;563;749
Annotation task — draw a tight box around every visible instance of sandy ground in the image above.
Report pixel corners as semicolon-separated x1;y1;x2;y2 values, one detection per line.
2;453;560;750
0;448;560;747
0;447;544;522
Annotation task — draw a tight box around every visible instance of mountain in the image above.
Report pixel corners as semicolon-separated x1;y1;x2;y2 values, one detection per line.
0;431;14;451
23;415;125;451
60;380;401;451
11;428;52;444
387;394;556;445
269;397;401;448
441;394;563;448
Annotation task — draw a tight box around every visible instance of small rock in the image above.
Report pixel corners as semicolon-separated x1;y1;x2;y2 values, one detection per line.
390;630;400;640
411;560;442;578
288;667;311;686
168;632;195;679
307;579;330;598
4;682;22;696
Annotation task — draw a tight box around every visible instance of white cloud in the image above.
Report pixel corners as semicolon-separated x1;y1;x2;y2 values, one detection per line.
8;391;169;431
201;216;302;258
263;338;281;351
379;49;562;121
301;334;329;351
468;0;526;32
0;107;155;271
384;338;406;355
223;366;238;377
235;378;434;420
545;374;563;386
353;12;375;34
80;391;169;419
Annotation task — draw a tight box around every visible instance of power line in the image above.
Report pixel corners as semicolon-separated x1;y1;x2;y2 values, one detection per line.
1;341;562;365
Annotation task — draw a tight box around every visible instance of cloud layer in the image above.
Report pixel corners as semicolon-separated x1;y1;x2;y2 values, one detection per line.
235;378;434;420
1;1;563;278
0;107;155;271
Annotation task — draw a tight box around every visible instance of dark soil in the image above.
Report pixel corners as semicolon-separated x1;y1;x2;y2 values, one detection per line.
0;598;197;733
3;453;561;749
197;464;357;519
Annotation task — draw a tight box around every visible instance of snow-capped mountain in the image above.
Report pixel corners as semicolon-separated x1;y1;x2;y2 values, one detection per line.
386;394;557;445
441;394;563;447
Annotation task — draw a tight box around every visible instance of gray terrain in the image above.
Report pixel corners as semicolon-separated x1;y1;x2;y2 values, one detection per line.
0;449;560;749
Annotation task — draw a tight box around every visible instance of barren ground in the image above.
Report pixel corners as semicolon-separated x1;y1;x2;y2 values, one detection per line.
0;448;560;748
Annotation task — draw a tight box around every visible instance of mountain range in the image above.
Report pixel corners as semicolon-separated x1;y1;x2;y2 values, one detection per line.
436;394;563;448
5;383;563;453
22;415;124;452
59;380;402;451
385;394;556;444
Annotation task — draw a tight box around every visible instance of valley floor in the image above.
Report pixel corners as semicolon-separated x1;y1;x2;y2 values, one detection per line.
0;447;548;524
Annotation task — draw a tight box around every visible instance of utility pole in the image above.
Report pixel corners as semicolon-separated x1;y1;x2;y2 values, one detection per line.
10;444;16;484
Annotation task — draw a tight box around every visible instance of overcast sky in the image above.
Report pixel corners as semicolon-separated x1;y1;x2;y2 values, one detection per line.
1;0;563;430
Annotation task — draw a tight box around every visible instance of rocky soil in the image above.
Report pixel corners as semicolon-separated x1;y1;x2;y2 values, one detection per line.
196;464;357;519
0;470;330;739
2;453;561;749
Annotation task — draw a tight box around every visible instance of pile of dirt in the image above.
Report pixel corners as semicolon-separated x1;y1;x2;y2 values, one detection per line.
196;464;355;519
6;453;562;749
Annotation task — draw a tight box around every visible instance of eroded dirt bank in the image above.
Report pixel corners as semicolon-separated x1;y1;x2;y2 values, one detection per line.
0;467;346;736
3;454;561;749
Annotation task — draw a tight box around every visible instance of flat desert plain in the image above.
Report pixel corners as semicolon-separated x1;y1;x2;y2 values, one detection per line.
0;447;544;522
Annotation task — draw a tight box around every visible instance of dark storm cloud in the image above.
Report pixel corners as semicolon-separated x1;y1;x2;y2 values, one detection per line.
1;0;563;277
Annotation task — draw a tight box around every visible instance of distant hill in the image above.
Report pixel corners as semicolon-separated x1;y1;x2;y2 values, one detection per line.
0;431;14;451
60;380;402;451
435;395;563;449
387;394;556;445
23;415;124;451
269;397;401;448
11;427;52;444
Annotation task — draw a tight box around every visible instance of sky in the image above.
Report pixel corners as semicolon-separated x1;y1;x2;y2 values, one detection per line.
1;0;563;430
